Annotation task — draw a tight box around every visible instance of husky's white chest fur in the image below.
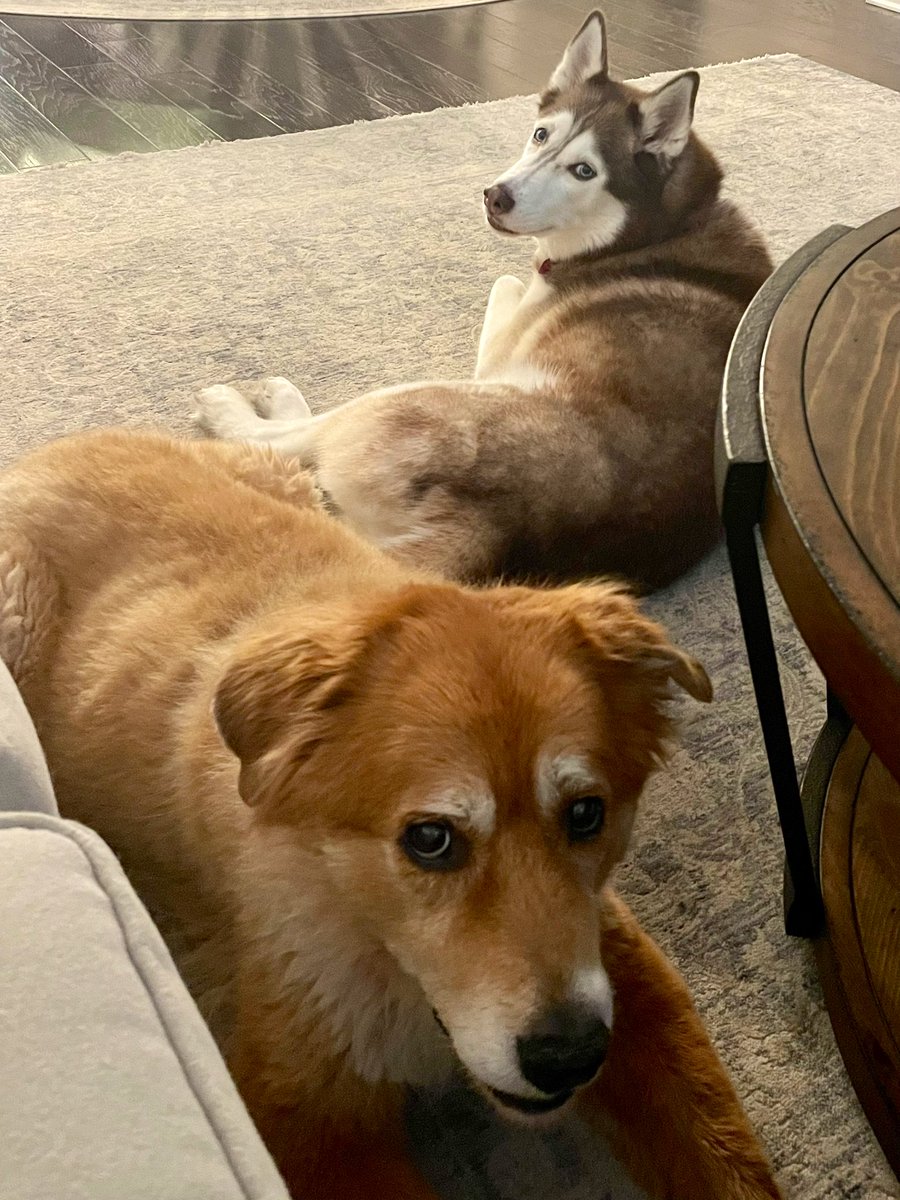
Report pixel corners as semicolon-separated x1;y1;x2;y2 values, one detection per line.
474;271;561;392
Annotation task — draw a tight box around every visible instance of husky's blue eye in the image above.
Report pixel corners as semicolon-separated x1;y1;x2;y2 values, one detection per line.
401;821;467;871
571;163;597;180
533;126;549;143
566;796;605;842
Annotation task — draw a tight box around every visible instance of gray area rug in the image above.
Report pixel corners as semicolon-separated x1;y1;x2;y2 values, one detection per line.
0;0;499;18
1;55;899;1200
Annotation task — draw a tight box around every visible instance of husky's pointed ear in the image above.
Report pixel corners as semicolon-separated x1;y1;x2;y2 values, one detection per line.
549;11;608;92
636;70;699;161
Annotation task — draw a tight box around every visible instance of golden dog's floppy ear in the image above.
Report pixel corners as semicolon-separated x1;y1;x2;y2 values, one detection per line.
487;580;710;785
213;616;371;808
486;580;711;702
212;585;456;808
563;581;712;703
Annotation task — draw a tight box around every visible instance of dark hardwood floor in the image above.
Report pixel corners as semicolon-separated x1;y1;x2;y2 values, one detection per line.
0;0;897;169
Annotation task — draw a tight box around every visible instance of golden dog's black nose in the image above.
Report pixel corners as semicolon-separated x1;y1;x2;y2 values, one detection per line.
516;1006;610;1095
484;184;515;217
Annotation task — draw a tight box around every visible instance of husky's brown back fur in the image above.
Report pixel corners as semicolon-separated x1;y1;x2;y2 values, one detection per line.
477;210;770;586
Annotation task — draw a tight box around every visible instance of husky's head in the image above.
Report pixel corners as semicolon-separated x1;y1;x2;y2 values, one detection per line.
484;11;720;262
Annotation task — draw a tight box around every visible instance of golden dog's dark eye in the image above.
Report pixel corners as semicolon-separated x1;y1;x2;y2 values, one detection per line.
566;797;605;842
533;126;549;143
402;821;465;870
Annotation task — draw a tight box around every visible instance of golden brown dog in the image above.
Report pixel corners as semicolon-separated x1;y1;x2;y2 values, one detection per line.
0;431;782;1200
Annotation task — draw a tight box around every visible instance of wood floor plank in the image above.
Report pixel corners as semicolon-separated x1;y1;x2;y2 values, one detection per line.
209;59;336;131
0;145;16;173
766;36;900;90
228;39;394;123
557;0;708;40
434;13;567;82
114;21;334;130
611;27;702;67
256;22;446;115
0;23;158;160
357;12;538;93
97;33;287;139
132;22;393;126
112;18;273;79
0;75;86;168
555;0;750;27
64;60;223;149
481;0;679;78
482;0;595;43
391;3;667;86
1;14;112;68
748;8;900;67
192;56;336;131
62;19;146;45
610;27;696;73
128;18;279;49
293;17;491;106
691;16;898;90
147;68;288;140
161;40;346;130
363;10;535;80
858;6;900;56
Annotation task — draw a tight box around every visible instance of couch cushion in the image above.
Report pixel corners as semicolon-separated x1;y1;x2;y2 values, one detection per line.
0;658;57;815
0;811;290;1200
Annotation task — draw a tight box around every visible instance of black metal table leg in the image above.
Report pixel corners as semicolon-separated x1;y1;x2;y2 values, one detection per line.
715;226;850;937
725;520;824;936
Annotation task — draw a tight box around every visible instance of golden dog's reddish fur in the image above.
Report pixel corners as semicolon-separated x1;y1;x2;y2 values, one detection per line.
0;431;781;1200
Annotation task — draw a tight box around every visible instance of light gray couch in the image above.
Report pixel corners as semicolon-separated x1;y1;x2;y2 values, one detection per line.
0;658;291;1200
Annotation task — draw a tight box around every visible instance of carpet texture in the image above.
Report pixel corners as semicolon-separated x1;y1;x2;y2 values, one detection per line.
1;54;899;1200
0;0;499;18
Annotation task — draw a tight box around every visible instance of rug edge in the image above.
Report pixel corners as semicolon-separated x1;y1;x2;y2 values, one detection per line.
0;53;881;187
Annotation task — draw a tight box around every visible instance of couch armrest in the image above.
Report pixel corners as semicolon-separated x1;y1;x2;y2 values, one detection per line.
0;810;291;1200
0;658;57;815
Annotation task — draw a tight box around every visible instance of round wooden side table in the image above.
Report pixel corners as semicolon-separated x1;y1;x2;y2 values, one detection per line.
716;207;900;1178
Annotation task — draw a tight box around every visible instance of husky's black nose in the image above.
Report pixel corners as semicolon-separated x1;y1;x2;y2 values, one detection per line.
484;184;515;217
516;1006;610;1096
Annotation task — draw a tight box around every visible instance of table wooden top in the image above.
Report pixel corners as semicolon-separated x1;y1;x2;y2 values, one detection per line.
804;225;900;599
761;206;900;780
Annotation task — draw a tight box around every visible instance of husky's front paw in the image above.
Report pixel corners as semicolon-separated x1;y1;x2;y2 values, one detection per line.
193;384;258;439
258;376;312;420
489;274;527;307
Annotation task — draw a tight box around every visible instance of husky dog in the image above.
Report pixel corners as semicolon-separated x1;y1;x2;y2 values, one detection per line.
195;10;772;591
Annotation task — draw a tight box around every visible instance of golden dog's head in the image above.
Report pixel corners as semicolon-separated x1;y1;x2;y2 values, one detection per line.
214;581;709;1115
